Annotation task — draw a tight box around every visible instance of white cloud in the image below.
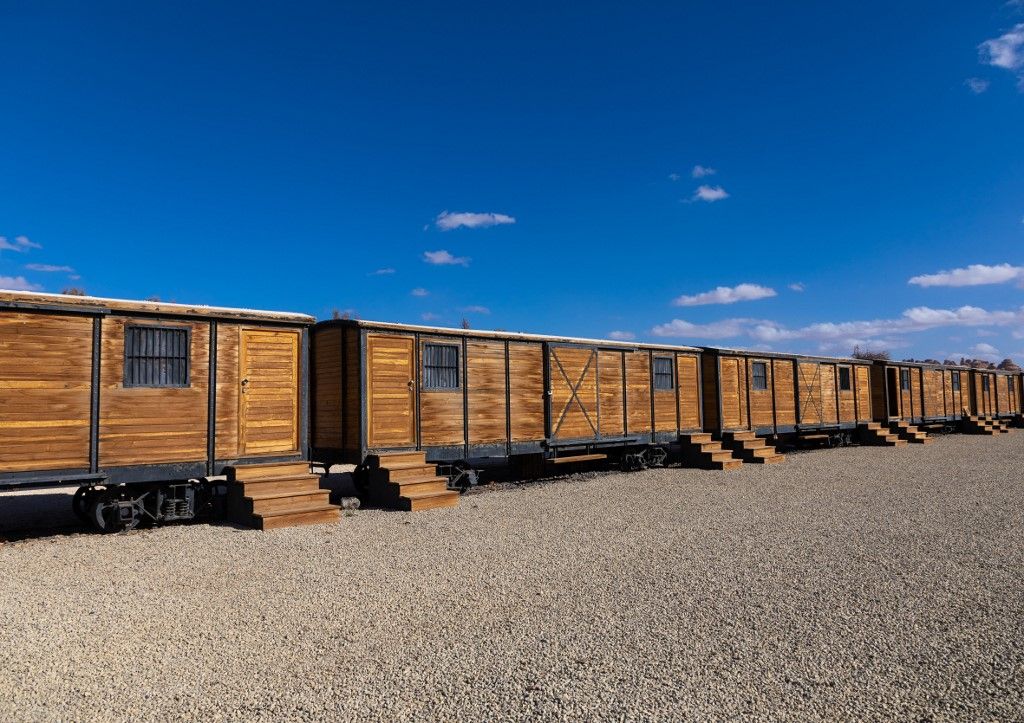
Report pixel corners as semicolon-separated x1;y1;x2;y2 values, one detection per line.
0;275;42;291
908;263;1024;287
692;165;716;178
423;249;470;266
462;305;490;314
25;263;74;273
435;211;515;231
410;287;429;297
650;304;1024;351
970;342;1000;360
980;23;1024;89
965;77;991;93
788;282;805;292
691;185;729;202
651;318;751;340
980;23;1024;70
370;267;395;275
608;330;636;341
421;312;440;322
673;283;777;307
668;173;681;181
0;236;41;253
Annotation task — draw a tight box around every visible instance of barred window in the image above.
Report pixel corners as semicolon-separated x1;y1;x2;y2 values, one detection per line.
900;368;910;391
653;357;674;390
951;372;960;392
124;326;190;388
751;361;768;391
423;343;459;389
982;375;990;392
838;367;852;391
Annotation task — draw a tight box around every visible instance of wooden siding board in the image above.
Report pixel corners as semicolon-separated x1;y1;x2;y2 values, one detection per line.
625;351;652;434
311;327;342;449
508;342;544;442
676;354;701;431
598;350;625;437
467;340;508;444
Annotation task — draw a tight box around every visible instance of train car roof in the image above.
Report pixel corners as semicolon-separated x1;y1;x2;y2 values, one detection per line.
0;289;315;324
699;345;874;366
870;358;973;372
319;318;703;352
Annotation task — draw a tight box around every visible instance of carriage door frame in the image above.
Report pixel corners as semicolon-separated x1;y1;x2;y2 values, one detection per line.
238;328;301;457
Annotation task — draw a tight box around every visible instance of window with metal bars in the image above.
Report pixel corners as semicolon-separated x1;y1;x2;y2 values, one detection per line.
951;372;960;392
653;357;674;390
751;361;768;391
124;326;190;388
838;367;852;391
423;343;459;389
982;375;990;392
900;368;910;391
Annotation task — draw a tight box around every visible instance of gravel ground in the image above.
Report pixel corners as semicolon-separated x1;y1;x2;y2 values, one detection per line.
2;433;1023;721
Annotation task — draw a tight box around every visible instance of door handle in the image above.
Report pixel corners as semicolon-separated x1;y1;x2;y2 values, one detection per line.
241;378;249;394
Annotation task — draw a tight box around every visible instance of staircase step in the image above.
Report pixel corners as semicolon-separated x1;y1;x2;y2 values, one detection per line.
400;490;460;512
367;450;427;467
722;431;756;441
249;491;332;515
255;505;341;531
234;474;323;496
377;463;439;482
706;458;744;470
707;450;736;463
734;439;767;450
226;461;310;482
680;433;713;444
391;478;449;496
746;454;785;464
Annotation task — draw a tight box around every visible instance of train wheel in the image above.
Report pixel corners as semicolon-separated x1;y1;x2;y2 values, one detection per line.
71;486;93;523
88;489;140;533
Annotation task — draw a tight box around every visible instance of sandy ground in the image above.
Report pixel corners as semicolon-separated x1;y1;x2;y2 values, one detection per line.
1;433;1023;721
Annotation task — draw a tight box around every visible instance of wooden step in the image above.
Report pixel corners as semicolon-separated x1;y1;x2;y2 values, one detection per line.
378;463;439;482
680;433;713;444
400;490;460;511
550;453;607;465
248;490;332;515
255;505;341;531
862;422;883;430
732;438;767;450
390;478;449;497
707;450;736;463
705;458;743;470
226;461;310;482
746;454;785;464
367;450;427;467
722;431;756;441
234;474;323;496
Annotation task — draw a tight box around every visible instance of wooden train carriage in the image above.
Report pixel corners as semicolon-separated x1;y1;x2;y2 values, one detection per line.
699;347;873;435
0;290;313;490
311;320;704;464
871;361;969;424
969;368;1022;418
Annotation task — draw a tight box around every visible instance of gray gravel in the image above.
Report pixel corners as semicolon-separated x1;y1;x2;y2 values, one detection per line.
2;433;1023;721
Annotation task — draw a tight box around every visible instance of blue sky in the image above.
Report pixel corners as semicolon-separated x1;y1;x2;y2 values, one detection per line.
1;1;1023;362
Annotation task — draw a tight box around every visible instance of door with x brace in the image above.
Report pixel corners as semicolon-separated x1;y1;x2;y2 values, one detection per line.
548;345;599;441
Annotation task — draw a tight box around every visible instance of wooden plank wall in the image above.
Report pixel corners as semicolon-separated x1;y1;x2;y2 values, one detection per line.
0;312;93;472
508;343;544;442
549;346;598;440
774;360;797;427
215;325;240;458
855;365;872;421
745;357;773;429
870;365;888;421
653;354;677;432
625;351;651;434
797;362;822;426
99;316;209;466
836;365;856;422
598;350;625;437
367;334;417;447
342;329;361;451
676;353;701;431
701;354;720;431
467;340;507;444
312;327;342;450
418;336;462;446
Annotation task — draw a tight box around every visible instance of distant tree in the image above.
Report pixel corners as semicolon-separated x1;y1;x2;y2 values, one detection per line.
942;359;960;367
145;295;161;302
332;308;353;320
62;287;86;296
960;357;996;369
997;358;1020;371
460;317;471;329
852;345;890;361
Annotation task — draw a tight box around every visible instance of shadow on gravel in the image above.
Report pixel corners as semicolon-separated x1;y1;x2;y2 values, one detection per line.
0;489;88;543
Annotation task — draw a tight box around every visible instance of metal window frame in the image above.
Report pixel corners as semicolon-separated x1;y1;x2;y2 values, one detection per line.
951;371;960;392
422;341;461;391
652;355;674;391
123;324;192;388
837;365;852;391
900;367;911;391
751;360;768;391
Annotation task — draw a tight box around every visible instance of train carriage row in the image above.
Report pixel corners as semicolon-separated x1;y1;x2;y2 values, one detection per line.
0;290;1021;529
